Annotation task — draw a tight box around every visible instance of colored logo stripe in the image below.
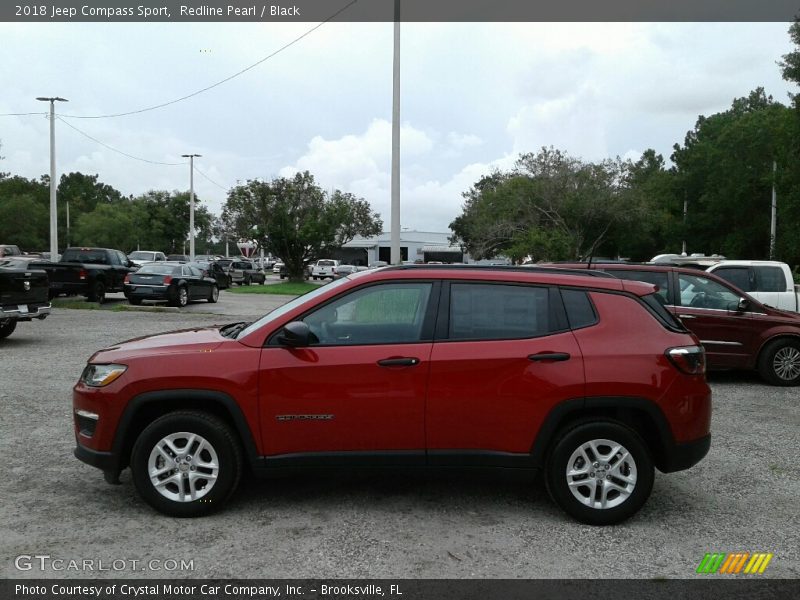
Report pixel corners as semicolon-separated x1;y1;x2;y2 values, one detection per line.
697;553;773;574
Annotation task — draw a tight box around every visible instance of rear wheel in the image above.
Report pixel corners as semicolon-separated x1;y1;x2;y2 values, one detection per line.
129;298;143;306
88;281;106;304
130;411;242;517
0;319;17;339
545;421;654;525
208;285;219;303
244;276;251;285
758;338;800;386
170;285;189;308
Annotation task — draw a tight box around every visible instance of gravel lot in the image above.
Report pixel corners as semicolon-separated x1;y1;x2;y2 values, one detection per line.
1;291;798;579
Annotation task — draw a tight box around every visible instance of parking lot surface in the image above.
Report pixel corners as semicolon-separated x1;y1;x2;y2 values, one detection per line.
2;293;798;579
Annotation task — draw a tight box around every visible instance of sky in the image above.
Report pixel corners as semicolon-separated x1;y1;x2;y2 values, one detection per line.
0;21;796;233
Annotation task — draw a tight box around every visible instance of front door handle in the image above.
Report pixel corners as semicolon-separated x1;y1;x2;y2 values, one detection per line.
678;314;696;319
377;357;420;367
528;352;571;362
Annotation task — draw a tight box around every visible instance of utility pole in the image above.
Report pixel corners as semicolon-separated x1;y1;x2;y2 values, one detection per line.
36;96;68;260
182;154;201;261
770;160;777;259
390;0;401;265
66;198;70;247
682;192;687;256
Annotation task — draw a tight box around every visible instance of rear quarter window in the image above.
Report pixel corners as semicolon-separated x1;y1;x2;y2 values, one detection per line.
754;266;786;292
560;289;598;329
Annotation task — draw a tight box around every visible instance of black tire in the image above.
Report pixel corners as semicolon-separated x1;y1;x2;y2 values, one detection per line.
130;411;242;517
208;284;219;303
88;281;106;304
170;285;189;308
545;420;654;525
129;298;143;306
758;338;800;386
0;319;17;340
244;276;251;286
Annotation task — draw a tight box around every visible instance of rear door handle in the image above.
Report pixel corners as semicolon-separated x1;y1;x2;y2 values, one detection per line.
377;357;420;367
678;314;696;319
528;352;571;362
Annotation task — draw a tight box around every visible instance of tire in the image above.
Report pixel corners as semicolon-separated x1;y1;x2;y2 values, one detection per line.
545;421;654;525
88;281;106;304
758;338;800;386
0;319;17;340
129;298;143;306
170;285;189;308
130;411;242;517
208;285;219;303
244;276;251;286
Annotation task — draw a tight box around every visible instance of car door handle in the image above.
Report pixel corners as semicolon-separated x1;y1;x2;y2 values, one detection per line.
377;357;420;367
528;352;571;362
678;314;696;319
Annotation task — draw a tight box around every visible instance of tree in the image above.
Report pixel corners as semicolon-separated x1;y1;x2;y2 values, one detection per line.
780;19;800;108
222;171;382;281
0;175;49;250
450;148;642;262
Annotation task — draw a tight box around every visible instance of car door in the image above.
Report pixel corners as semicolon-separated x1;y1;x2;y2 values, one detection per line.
425;282;584;461
186;265;209;298
671;271;760;368
753;265;790;310
258;281;438;461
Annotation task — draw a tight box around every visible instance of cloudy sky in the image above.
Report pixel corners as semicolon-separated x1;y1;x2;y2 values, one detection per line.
0;21;796;232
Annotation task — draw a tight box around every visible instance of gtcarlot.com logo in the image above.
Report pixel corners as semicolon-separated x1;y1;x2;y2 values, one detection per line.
14;554;195;572
697;552;773;575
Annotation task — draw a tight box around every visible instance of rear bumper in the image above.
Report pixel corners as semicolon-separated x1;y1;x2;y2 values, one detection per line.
658;434;711;473
1;302;50;320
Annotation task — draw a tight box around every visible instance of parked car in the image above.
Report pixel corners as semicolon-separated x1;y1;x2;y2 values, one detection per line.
127;251;167;267
192;261;232;290
194;254;221;263
0;258;50;339
166;254;191;263
0;244;23;258
73;264;710;524
555;262;800;385
34;247;135;303
706;260;800;312
333;264;367;278
231;260;265;285
272;261;284;274
123;263;218;307
311;259;339;280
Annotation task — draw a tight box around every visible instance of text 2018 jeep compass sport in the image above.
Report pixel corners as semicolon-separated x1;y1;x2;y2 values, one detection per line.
73;265;711;525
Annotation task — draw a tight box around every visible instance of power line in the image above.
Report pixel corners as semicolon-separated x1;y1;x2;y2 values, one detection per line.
194;164;230;193
57;117;183;165
0;111;47;117
58;0;358;120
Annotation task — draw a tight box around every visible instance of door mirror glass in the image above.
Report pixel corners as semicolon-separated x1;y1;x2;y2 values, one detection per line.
737;297;750;312
278;321;312;347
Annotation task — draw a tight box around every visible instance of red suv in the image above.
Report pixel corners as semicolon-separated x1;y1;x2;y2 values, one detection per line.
73;266;711;525
553;263;800;386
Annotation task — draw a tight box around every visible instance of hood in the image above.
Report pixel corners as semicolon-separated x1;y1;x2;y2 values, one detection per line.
90;326;227;362
758;303;800;322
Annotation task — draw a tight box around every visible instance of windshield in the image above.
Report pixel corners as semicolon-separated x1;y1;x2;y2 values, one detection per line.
318;260;336;267
129;252;155;260
236;278;350;340
138;265;180;275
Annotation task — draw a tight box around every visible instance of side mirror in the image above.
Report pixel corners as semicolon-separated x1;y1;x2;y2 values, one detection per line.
737;297;750;312
277;321;311;347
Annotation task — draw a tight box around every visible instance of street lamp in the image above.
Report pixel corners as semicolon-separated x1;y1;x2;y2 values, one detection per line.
181;154;202;261
36;96;68;260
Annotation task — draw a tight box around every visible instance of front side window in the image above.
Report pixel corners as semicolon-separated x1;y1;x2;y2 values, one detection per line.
678;273;741;310
449;283;550;341
302;283;432;345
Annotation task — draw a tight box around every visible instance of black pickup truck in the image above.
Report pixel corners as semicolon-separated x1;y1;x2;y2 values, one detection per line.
35;247;135;303
0;258;51;339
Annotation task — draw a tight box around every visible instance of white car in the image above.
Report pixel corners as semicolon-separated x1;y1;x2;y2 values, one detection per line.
706;260;800;312
128;251;167;267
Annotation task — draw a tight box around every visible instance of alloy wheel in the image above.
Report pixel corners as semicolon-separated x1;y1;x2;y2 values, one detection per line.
565;438;637;509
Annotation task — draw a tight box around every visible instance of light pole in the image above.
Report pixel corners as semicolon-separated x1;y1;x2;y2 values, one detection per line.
36;96;68;259
182;154;201;261
390;0;401;265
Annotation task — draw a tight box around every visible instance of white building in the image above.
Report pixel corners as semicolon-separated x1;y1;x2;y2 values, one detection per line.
338;230;510;265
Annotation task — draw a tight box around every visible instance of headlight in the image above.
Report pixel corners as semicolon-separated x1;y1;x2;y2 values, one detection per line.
81;364;127;387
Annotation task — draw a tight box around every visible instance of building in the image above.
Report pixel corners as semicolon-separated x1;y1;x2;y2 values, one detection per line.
338;230;510;265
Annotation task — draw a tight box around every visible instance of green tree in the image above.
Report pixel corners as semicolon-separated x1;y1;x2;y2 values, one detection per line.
0;175;49;250
780;19;800;107
222;171;382;281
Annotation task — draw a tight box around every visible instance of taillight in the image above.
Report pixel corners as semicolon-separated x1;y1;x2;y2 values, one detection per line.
78;269;87;280
163;275;173;284
666;345;706;375
123;274;130;284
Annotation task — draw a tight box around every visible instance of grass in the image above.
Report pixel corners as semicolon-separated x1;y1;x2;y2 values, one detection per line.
51;298;101;310
226;282;319;296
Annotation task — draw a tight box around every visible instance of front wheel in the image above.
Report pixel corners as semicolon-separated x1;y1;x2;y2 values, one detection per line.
208;285;219;303
545;421;654;525
130;411;242;517
758;338;800;386
0;319;17;340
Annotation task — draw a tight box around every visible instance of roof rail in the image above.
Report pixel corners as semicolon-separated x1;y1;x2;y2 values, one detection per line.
381;264;616;278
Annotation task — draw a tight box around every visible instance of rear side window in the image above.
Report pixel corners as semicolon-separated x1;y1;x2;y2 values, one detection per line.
607;270;669;302
713;267;752;292
560;289;598;329
755;266;786;292
449;283;550;340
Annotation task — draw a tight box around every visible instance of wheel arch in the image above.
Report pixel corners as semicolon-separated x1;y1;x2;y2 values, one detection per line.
530;397;676;473
111;389;260;476
755;333;800;365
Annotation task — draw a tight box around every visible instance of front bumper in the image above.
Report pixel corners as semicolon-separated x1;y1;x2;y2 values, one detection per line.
1;302;50;321
74;443;121;484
